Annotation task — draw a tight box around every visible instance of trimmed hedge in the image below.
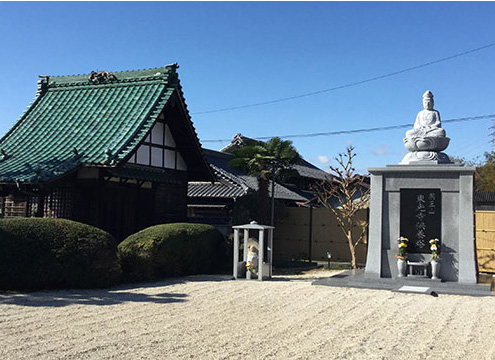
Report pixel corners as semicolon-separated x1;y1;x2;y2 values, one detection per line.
118;223;226;283
0;218;121;290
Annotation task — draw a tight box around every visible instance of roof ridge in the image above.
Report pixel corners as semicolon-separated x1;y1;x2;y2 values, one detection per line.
50;63;178;79
210;164;249;191
48;64;179;87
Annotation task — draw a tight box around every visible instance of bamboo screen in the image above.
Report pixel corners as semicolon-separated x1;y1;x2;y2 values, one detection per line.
475;211;495;273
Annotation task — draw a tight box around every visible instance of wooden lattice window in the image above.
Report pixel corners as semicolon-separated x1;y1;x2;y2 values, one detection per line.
27;196;39;217
44;189;73;218
3;196;28;217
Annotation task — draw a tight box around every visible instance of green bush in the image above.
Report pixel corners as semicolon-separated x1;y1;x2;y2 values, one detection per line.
118;223;226;283
0;218;121;290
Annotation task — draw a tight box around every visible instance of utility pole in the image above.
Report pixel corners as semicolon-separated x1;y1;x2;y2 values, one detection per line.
491;120;495;153
270;167;276;227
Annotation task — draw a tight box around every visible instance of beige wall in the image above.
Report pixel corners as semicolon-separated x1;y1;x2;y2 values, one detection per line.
274;207;368;264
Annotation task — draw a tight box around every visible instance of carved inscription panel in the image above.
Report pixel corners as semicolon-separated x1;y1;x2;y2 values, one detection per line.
400;189;441;253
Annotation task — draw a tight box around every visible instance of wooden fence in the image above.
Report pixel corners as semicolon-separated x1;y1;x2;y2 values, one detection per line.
273;207;368;265
475;211;495;273
274;208;495;273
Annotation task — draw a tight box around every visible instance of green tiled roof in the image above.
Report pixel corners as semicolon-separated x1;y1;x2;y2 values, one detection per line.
0;64;210;183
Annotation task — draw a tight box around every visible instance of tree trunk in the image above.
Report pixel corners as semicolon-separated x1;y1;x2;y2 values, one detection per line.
347;228;358;269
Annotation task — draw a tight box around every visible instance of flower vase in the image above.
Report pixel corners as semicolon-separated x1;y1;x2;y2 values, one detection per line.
397;259;407;278
431;259;441;280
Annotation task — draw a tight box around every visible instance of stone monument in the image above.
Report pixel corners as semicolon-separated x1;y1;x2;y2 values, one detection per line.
365;91;477;283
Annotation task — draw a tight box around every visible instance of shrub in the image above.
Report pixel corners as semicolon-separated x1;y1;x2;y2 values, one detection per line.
118;223;226;283
0;218;121;290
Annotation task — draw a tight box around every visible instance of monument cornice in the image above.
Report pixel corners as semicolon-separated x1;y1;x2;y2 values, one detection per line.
368;165;475;175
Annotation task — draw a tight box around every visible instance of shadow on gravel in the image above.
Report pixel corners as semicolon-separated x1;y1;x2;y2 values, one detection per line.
0;275;236;308
269;277;324;282
0;290;188;308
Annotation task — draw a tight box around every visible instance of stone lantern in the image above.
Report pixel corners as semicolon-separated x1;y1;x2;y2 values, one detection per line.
232;221;274;280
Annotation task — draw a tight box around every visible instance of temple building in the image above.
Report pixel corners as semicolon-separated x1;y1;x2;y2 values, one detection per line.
0;64;213;240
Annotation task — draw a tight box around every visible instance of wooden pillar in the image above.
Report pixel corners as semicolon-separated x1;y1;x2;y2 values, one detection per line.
36;195;45;217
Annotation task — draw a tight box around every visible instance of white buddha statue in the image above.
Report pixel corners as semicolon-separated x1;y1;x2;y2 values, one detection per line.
405;91;446;139
400;90;451;164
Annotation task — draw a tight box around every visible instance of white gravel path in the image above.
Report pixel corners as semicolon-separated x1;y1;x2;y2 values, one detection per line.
1;269;494;360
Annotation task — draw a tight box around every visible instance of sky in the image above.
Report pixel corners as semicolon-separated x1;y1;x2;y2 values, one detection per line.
0;2;494;174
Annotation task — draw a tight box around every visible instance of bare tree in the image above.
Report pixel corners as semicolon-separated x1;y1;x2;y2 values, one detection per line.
313;146;370;269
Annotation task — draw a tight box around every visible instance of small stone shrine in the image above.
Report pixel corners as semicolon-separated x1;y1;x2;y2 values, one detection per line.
365;91;477;283
232;221;274;281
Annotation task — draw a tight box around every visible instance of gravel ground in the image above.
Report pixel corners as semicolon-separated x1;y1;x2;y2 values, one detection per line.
1;269;495;360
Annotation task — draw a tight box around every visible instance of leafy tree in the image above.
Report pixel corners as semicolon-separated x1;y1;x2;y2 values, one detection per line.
447;154;495;191
313;146;369;269
229;137;301;225
476;151;495;191
448;155;482;167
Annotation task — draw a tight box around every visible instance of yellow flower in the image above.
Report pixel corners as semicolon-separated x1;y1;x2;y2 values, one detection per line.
431;244;437;251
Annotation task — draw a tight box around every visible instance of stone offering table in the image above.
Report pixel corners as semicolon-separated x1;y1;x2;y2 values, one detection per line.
407;261;429;277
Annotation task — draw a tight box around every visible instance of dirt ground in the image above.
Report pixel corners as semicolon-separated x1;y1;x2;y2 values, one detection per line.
1;268;495;360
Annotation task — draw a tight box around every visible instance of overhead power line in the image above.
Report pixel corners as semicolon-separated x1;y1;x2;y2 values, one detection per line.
192;42;495;116
201;113;495;143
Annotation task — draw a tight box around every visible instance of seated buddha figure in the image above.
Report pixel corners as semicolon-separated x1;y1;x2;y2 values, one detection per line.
405;90;446;139
401;90;450;163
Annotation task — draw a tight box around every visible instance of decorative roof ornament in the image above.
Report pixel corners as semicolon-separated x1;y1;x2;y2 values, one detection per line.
34;166;43;182
165;63;179;71
104;148;117;165
0;149;10;161
104;148;113;161
36;75;50;96
89;71;118;84
232;133;244;145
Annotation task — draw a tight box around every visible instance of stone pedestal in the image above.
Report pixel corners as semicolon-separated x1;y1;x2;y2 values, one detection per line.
364;164;476;283
401;136;451;165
